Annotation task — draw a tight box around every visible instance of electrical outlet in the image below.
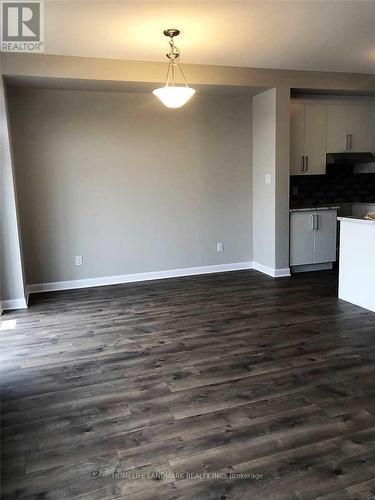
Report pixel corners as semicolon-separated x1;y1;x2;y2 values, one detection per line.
265;174;271;184
75;255;83;266
216;242;223;253
292;186;298;196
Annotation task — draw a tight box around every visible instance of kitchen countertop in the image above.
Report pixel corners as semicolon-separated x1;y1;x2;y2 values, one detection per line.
338;216;375;225
289;206;339;213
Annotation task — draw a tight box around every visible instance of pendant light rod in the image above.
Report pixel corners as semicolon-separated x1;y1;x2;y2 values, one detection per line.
165;60;189;88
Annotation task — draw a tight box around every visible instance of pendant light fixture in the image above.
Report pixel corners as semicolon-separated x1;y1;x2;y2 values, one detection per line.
153;29;195;108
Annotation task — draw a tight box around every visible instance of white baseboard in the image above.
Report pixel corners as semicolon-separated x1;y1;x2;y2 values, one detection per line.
274;267;292;278
27;261;254;294
1;297;28;311
26;260;292;296
252;261;291;278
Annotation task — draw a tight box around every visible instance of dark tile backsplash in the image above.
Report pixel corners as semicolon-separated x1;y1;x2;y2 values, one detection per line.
290;165;375;208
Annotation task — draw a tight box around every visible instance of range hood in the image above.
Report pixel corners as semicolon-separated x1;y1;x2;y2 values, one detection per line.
326;152;375;166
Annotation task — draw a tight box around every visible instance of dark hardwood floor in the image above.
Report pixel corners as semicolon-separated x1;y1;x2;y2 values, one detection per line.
1;269;375;499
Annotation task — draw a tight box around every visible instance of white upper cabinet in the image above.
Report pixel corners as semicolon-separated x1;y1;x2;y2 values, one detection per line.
326;105;349;153
350;106;371;152
291;101;375;176
327;104;372;153
304;104;327;175
290;103;326;175
290;103;305;175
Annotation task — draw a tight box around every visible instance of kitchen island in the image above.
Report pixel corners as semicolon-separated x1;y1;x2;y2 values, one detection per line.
338;216;375;312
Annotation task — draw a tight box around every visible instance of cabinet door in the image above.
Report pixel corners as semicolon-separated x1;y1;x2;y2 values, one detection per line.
327;105;349;153
290;103;305;175
304;104;327;175
290;212;315;266
314;211;337;264
349;106;370;152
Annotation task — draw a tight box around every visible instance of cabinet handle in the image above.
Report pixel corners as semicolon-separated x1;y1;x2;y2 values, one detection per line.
345;134;349;150
311;214;319;230
301;155;304;172
305;156;308;171
349;134;352;150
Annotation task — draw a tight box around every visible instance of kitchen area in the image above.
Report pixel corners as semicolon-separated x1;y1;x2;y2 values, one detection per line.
289;95;375;312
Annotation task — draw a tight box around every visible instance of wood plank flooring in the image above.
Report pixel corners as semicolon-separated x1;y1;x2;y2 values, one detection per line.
1;269;375;499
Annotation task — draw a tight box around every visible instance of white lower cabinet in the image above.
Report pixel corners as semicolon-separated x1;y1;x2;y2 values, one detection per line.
290;209;337;270
290;211;315;266
314;210;337;264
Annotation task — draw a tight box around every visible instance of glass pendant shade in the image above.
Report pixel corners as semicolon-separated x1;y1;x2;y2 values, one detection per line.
152;86;195;108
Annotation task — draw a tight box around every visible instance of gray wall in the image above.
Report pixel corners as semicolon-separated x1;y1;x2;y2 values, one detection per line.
275;87;290;270
252;87;290;273
0;55;25;308
252;89;276;269
8;88;252;285
4;52;374;284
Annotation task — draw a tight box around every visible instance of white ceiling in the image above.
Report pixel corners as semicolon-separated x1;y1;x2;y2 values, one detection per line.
44;1;375;74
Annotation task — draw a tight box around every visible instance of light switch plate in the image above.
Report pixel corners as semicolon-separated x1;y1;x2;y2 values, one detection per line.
265;174;271;184
75;255;83;266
